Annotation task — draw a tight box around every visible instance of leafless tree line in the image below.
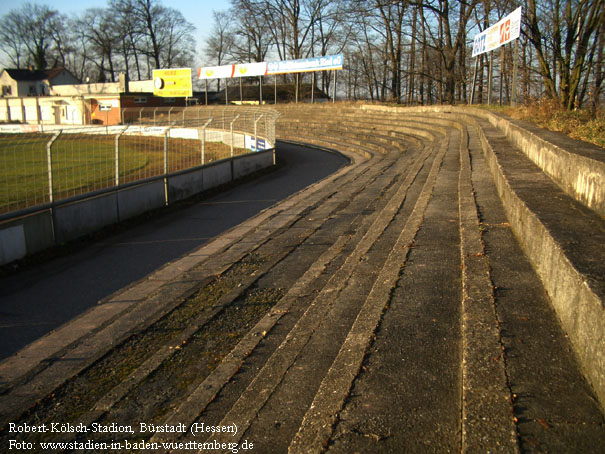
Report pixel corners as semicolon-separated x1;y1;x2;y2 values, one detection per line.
0;0;602;109
0;0;195;83
207;0;604;109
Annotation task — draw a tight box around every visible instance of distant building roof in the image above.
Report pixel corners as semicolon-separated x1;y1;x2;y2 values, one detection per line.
2;68;80;83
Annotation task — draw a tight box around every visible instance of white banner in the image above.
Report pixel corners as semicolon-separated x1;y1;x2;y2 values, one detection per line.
198;65;235;80
198;55;344;80
472;7;522;57
234;62;268;78
267;55;343;75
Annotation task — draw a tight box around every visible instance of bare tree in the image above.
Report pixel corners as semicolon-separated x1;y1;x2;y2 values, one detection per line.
525;0;604;109
417;0;479;104
229;1;272;63
0;10;26;68
76;9;120;82
0;3;66;70
205;10;236;90
126;0;195;75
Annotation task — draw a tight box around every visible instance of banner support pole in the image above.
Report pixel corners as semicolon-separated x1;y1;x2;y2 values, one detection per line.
333;70;336;103
488;51;493;105
512;40;519;106
470;57;479;105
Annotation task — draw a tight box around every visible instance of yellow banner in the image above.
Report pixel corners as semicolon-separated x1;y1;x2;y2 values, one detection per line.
153;68;193;97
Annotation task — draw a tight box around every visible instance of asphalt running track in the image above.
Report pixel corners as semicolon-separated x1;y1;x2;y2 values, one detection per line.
0;142;348;360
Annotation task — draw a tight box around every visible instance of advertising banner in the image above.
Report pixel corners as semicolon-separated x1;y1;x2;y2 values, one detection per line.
234;62;268;78
245;135;266;151
267;54;343;75
152;68;192;97
198;65;235;80
197;55;344;80
472;7;522;57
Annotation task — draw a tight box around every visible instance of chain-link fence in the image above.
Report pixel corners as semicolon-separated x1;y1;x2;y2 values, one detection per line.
121;105;278;148
1;106;279;216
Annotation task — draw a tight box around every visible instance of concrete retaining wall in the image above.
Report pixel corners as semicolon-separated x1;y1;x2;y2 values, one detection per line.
483;114;605;217
363;105;605;217
365;103;605;404
0;149;274;265
473;119;605;406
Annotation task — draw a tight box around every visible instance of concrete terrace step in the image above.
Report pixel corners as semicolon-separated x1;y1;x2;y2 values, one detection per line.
472;115;605;405
0;104;602;453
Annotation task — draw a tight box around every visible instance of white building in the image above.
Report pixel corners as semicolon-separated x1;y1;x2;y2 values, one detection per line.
0;68;80;97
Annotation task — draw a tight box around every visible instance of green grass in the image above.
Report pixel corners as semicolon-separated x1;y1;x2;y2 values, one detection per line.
1;134;245;215
0;134;149;213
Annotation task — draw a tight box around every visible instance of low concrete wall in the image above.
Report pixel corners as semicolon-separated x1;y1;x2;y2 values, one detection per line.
118;181;167;219
54;193;119;244
364;103;605;404
0;211;54;263
233;150;275;179
364;104;605;217
168;168;205;204
473;119;605;406
202;161;233;191
483;114;605;217
0;149;275;265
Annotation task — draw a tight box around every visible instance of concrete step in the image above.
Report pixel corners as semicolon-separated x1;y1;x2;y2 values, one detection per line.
472;116;605;407
0;104;602;453
464;122;605;452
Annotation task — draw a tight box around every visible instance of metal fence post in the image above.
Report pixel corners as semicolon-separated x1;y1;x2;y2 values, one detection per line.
46;131;61;204
115;126;127;186
254;113;265;152
230;114;240;157
164;127;170;205
201;118;212;165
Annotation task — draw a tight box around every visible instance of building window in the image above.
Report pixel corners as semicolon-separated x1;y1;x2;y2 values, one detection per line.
1;85;11;96
134;97;147;104
164;97;176;103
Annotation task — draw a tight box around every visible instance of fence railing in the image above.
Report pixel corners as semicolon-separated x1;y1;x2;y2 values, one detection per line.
0;106;279;217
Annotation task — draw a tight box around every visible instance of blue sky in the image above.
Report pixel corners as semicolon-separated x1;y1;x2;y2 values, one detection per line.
0;0;232;65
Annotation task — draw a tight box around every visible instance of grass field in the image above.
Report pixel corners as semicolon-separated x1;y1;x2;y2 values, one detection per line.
0;133;246;215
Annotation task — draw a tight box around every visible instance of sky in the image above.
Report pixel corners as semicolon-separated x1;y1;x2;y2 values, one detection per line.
0;0;233;66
